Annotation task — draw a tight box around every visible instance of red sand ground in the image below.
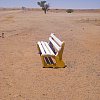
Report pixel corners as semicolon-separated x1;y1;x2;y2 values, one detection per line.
0;10;100;100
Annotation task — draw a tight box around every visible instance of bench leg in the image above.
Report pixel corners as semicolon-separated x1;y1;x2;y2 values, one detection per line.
55;57;65;68
41;56;47;67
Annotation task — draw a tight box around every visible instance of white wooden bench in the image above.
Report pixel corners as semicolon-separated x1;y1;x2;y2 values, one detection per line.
37;33;65;68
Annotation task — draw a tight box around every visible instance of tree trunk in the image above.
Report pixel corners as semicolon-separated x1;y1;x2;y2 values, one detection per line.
44;9;46;14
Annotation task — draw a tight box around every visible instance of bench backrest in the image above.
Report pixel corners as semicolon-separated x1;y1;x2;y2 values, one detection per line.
49;33;65;60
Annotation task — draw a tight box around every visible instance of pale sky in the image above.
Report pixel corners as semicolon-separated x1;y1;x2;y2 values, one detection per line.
0;0;100;9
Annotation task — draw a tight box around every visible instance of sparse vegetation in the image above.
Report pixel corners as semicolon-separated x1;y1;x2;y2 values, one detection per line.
66;9;74;13
37;1;50;14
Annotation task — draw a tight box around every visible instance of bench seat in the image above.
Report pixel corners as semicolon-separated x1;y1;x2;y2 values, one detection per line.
38;41;55;56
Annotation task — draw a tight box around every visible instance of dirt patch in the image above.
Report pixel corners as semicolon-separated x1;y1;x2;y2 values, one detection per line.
0;10;100;100
78;18;100;26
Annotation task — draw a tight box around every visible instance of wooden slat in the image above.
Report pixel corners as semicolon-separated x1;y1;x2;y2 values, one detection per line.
37;42;45;55
44;42;55;56
44;57;51;64
41;41;51;55
44;57;54;64
51;33;62;46
49;37;61;51
48;57;54;64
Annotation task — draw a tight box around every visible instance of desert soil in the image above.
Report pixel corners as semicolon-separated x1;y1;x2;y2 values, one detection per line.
0;10;100;100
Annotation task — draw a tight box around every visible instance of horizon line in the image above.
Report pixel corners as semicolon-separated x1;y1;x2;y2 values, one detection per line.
0;6;100;10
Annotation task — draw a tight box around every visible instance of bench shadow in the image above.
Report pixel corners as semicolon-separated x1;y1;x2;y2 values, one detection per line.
43;65;67;69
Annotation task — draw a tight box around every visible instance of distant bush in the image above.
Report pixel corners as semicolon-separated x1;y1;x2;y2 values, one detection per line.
66;9;74;13
22;6;26;10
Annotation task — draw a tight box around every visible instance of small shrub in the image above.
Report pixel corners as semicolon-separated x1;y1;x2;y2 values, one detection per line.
66;9;74;13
